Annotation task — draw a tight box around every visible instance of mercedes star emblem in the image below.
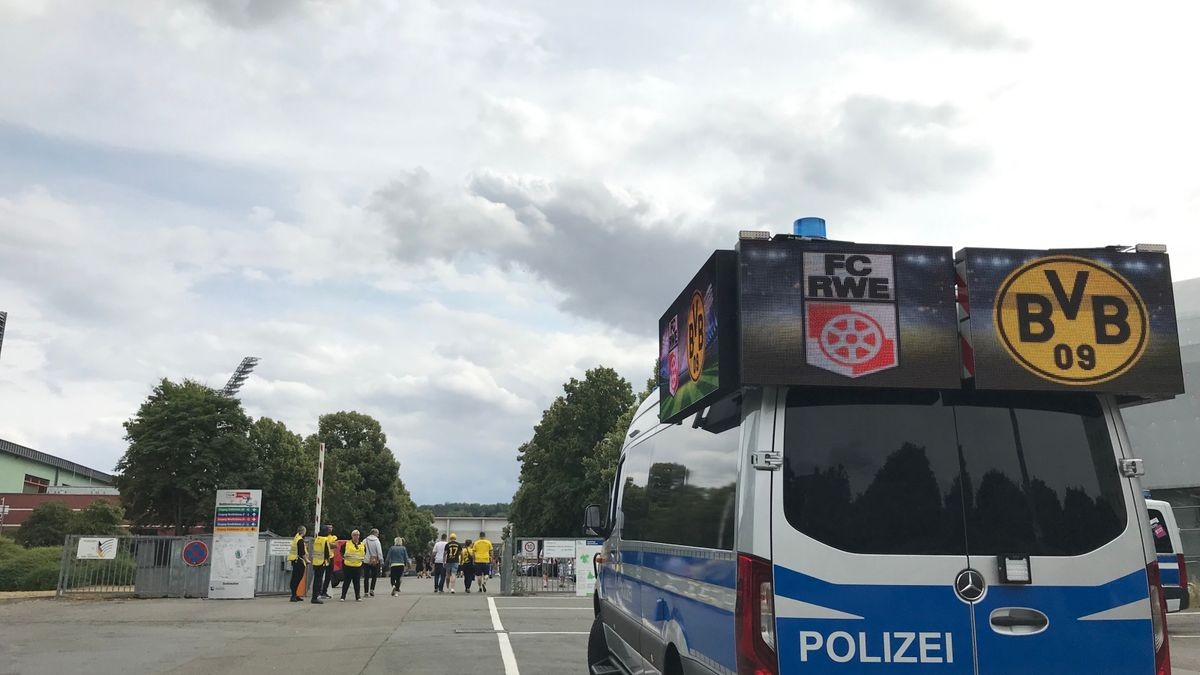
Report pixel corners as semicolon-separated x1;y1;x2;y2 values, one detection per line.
955;568;986;603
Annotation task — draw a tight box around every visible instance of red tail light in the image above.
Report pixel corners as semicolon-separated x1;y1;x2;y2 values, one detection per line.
736;552;778;675
1147;561;1171;675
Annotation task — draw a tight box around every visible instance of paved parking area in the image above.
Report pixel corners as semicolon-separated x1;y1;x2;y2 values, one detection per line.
0;584;594;675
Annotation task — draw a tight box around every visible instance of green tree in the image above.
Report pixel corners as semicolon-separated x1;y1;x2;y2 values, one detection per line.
250;417;315;534
71;500;124;536
582;367;659;508
510;366;634;536
307;411;402;538
418;502;510;517
115;379;257;534
394;482;436;557
14;502;75;547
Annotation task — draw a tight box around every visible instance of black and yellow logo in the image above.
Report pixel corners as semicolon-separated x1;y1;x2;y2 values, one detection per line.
686;291;705;382
994;256;1148;385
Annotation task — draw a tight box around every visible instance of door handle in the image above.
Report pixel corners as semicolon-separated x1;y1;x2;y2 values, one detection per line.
989;607;1049;635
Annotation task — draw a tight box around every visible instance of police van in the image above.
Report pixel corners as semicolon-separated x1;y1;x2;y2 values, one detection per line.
1147;497;1188;613
584;222;1185;675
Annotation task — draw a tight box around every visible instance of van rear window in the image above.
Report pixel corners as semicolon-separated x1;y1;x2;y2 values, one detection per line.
783;389;1127;557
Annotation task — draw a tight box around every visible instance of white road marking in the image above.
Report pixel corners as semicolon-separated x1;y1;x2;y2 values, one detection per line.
509;631;589;635
488;596;521;675
495;607;592;610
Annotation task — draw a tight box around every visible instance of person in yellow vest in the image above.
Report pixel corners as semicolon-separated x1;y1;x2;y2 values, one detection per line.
288;525;308;602
473;532;493;593
341;529;367;602
310;524;333;604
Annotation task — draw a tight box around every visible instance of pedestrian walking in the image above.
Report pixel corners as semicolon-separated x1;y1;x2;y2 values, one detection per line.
432;534;448;593
340;529;367;602
386;536;409;596
444;534;462;594
364;528;384;598
473;532;493;593
310;524;333;604
461;539;476;593
288;525;309;602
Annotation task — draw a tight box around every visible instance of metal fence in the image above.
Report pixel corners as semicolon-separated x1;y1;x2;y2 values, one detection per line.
503;537;577;595
57;534;294;599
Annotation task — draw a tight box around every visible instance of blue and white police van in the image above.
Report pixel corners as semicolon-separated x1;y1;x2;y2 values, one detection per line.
584;221;1185;675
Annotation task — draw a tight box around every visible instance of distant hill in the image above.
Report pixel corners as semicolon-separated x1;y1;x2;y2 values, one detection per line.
419;502;510;518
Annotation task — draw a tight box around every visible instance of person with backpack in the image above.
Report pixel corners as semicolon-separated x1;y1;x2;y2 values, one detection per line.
386;536;409;596
364;528;384;598
444;534;462;594
460;539;476;593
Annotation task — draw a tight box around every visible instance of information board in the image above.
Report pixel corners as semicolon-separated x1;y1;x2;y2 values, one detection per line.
541;539;576;559
76;537;118;560
659;250;739;423
957;248;1183;396
739;238;960;388
209;489;261;599
575;539;603;597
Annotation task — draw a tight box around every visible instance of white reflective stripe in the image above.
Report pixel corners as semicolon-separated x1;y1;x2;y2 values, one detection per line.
1078;599;1150;621
775;596;864;620
1160;562;1180;570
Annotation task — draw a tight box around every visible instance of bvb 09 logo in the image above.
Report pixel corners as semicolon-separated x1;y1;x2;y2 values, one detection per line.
995;256;1148;384
686;290;705;382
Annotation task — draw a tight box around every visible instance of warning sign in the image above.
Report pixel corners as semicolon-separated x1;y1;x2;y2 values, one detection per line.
959;247;1183;396
995;256;1147;384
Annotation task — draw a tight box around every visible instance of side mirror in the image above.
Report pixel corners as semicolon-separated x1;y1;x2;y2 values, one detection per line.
583;504;608;538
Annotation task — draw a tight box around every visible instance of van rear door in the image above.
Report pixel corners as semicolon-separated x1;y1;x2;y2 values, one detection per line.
949;392;1154;674
773;388;975;673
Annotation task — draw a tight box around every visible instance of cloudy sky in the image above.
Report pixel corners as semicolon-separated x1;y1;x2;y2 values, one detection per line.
1;0;1196;504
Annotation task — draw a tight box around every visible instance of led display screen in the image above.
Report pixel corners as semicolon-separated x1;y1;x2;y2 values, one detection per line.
958;248;1183;396
739;238;960;388
658;250;739;423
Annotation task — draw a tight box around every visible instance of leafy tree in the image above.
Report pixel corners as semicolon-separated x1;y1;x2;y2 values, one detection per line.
418;502;510;517
307;411;402;538
511;367;634;536
14;502;75;547
250;417;315;534
115;379;257;534
583;367;659;508
395;482;437;557
71;500;124;536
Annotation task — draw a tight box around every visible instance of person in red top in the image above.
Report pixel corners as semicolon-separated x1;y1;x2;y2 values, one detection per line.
321;527;344;599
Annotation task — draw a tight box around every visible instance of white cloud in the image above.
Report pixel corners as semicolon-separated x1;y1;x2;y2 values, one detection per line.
2;0;1199;503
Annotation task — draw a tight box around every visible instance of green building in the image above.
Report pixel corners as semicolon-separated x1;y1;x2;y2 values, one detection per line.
0;437;113;493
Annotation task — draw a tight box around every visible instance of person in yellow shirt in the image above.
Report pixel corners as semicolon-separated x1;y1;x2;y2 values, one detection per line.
473;532;493;593
341;529;367;602
287;525;308;602
310;524;333;604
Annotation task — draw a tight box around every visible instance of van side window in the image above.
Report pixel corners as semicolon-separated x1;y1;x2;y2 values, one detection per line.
640;404;739;550
618;441;654;541
1149;509;1176;555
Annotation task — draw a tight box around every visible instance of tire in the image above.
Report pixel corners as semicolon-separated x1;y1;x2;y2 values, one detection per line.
587;616;612;671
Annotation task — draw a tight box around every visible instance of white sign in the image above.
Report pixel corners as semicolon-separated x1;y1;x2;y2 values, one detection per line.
522;540;537;556
541;539;576;559
210;489;262;599
268;539;292;557
575;539;603;597
0;504;10;516
76;537;118;560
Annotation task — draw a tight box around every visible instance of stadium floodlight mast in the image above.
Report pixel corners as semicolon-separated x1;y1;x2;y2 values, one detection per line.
220;356;260;398
0;311;7;361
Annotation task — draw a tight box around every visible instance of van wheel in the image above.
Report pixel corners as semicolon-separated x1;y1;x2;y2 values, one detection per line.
587;617;612;670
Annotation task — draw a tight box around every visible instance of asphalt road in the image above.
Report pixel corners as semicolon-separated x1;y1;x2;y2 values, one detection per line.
5;589;1198;674
0;583;594;675
1170;610;1200;675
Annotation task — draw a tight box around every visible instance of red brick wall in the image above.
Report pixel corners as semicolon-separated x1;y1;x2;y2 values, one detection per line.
0;492;122;530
